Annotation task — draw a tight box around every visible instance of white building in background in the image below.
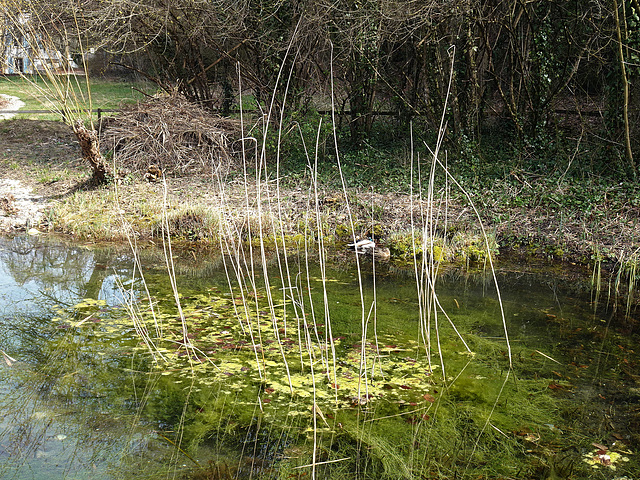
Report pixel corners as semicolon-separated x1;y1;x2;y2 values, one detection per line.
1;13;78;75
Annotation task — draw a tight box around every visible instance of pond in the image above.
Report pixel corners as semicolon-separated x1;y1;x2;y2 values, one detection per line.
0;235;637;479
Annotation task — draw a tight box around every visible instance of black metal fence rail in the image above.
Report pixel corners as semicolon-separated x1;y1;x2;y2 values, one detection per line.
0;108;401;121
0;107;603;120
0;108;120;120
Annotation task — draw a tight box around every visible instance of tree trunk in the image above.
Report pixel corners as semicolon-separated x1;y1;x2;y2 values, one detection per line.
613;0;636;177
73;120;109;184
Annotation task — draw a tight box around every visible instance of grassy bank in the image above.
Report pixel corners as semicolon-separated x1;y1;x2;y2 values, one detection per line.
0;77;638;292
45;168;638;274
0;119;638;269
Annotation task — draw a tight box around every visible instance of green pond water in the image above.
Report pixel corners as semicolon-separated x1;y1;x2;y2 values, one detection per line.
0;235;638;479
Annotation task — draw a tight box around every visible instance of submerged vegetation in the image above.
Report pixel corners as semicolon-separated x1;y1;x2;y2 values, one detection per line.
1;242;631;480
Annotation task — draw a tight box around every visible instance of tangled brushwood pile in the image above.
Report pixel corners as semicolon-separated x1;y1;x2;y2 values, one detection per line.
99;93;242;177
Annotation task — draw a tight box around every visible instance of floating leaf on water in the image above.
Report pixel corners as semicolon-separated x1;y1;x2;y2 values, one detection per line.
583;450;630;469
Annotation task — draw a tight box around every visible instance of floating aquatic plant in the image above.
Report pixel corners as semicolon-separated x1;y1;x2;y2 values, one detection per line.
581;442;633;471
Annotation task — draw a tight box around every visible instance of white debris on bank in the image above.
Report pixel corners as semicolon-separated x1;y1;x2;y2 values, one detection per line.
0;94;26;119
0;179;50;232
0;95;49;232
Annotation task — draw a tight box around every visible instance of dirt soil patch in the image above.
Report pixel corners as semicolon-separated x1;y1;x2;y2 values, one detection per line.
0;120;84;230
